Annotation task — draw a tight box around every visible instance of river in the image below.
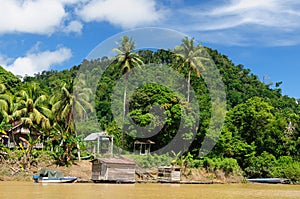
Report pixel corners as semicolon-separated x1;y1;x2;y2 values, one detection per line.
0;182;299;199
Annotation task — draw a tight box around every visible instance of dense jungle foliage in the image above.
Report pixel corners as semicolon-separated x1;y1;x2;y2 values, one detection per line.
0;37;299;182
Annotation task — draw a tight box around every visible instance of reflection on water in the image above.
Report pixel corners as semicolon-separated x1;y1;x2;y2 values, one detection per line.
0;182;299;199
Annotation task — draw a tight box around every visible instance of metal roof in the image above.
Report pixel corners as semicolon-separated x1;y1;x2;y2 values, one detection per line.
134;140;155;144
8;122;41;135
84;132;112;141
92;158;136;165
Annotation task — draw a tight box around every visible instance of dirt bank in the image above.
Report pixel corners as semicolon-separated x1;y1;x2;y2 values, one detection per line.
0;159;242;183
0;160;92;182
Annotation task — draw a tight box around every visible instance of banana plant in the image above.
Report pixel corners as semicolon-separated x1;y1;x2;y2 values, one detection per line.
49;123;80;166
0;120;11;156
18;135;41;169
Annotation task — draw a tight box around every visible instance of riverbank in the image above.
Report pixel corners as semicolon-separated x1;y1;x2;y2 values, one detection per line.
0;159;92;182
0;158;243;183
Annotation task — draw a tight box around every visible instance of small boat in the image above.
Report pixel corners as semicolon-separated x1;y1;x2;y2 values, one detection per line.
33;169;77;183
247;178;290;184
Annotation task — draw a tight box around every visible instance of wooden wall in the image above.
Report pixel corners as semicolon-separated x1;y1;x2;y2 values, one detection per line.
91;159;135;183
157;167;181;182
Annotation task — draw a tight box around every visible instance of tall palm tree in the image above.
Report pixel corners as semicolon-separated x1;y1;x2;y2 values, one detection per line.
51;80;93;160
13;83;52;131
174;37;204;102
8;83;51;168
112;36;144;151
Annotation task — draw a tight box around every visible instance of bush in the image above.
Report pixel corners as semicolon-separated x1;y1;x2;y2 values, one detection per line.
203;157;219;172
190;159;203;168
202;157;241;176
272;156;300;183
244;151;276;178
220;158;240;175
126;153;173;168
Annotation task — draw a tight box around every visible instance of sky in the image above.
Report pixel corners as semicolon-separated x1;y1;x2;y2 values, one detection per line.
1;0;300;98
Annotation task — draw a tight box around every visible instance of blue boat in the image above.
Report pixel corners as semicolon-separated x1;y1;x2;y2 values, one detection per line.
247;178;290;184
33;169;77;183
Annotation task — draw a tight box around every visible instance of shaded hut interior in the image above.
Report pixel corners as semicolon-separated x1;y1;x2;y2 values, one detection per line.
133;140;155;155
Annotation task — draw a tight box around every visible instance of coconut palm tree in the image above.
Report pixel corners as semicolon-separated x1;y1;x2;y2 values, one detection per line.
112;36;144;151
13;83;52;131
51;79;93;160
174;37;204;102
9;83;51;167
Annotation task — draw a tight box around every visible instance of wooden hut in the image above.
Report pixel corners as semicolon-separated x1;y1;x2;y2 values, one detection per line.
91;158;136;183
84;132;113;156
157;166;181;183
133;140;155;155
4;121;43;149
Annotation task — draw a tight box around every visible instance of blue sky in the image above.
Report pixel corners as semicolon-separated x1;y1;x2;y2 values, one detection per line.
1;0;300;98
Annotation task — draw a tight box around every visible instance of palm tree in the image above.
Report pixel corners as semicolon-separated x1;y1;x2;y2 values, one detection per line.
51;79;93;160
112;36;144;151
9;83;51;167
0;84;15;123
174;37;204;102
13;83;52;131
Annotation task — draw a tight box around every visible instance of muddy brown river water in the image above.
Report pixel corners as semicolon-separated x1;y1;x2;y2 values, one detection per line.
0;182;299;199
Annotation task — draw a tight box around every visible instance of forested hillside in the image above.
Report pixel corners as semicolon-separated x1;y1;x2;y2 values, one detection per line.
0;37;299;181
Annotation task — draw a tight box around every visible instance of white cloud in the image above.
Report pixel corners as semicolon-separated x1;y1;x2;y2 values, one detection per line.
202;0;300;30
166;0;300;46
63;20;83;34
1;46;72;77
1;0;300;46
60;0;86;3
0;0;84;35
77;0;166;28
0;0;166;34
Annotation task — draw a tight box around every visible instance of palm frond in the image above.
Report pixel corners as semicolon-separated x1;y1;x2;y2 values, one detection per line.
0;84;6;93
38;106;53;120
21;117;33;127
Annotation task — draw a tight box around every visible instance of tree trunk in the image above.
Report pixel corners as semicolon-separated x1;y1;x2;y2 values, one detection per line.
187;69;191;103
122;85;127;152
70;106;81;161
73;121;81;161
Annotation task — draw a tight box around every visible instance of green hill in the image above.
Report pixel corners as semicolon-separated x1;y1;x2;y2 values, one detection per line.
0;66;21;93
1;45;299;181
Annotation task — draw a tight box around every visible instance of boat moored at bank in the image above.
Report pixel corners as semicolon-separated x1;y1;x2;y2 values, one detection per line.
33;169;77;183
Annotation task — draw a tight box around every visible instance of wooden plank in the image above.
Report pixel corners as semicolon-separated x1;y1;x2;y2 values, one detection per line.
106;167;135;182
171;171;181;182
